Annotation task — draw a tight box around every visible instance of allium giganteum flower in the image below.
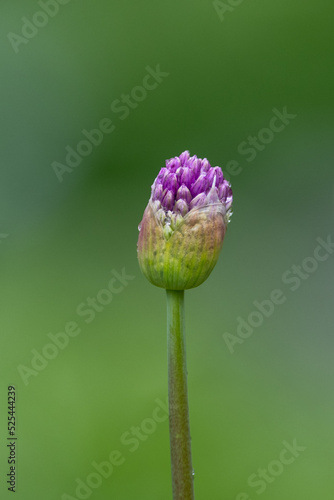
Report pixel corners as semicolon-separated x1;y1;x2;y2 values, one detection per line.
137;151;233;290
137;151;233;499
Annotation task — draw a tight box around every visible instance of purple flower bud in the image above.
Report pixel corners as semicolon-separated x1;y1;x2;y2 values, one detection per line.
191;173;207;197
180;167;195;188
163;173;178;192
205;169;215;189
157;167;168;183
212;166;224;186
187;155;197;172
179;151;190;165
152;182;164;201
201;159;210;173
191;158;202;178
166;157;181;172
162;190;175;211
225;185;233;210
175;167;183;183
218;182;231;202
174;199;189;216
189;193;207;210
176;185;192;204
218;182;233;211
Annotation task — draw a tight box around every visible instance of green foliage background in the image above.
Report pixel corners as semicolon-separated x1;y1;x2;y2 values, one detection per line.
1;1;334;499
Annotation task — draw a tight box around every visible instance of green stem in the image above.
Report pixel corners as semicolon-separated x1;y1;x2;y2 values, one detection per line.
166;290;194;500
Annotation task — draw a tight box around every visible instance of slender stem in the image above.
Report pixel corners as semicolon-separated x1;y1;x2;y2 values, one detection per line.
166;290;194;500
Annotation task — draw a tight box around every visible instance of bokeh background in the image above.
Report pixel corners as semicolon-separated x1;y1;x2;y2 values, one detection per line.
1;1;334;499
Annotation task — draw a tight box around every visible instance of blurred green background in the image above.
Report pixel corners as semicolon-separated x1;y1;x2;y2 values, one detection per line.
1;1;334;499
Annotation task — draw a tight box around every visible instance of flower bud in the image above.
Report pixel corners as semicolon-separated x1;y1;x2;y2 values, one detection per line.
137;151;233;290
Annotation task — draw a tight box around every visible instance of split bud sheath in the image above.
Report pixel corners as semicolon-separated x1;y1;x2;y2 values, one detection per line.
137;151;233;290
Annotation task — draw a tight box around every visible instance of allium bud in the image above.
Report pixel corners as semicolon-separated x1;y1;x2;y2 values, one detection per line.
137;151;233;290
